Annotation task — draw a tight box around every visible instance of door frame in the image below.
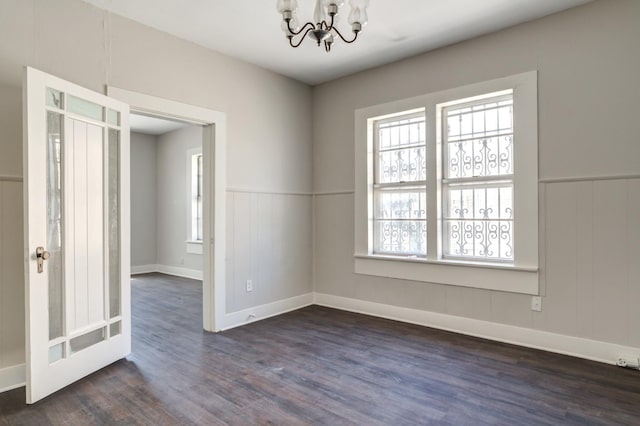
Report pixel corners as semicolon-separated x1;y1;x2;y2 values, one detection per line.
107;87;226;332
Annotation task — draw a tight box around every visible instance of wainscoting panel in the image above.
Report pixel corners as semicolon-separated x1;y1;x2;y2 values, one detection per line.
226;190;313;314
0;180;25;370
542;178;639;346
315;177;640;351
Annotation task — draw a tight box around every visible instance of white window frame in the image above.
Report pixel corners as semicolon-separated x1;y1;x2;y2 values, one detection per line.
186;147;203;255
354;71;539;294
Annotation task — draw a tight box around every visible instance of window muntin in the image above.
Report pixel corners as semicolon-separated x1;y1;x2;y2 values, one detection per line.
442;93;514;262
373;112;426;256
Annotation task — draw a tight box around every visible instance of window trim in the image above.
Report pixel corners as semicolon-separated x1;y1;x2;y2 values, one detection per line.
354;71;539;294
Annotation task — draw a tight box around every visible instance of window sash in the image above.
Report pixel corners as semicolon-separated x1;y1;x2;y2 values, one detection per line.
441;180;514;262
373;112;427;256
440;93;514;263
442;94;514;181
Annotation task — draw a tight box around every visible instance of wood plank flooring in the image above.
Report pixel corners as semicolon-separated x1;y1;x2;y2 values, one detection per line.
1;272;639;425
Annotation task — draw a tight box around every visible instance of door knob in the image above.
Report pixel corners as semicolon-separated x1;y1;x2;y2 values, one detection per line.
36;246;50;274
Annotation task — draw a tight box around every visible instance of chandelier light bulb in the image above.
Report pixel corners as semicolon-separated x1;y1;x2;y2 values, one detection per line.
276;0;298;14
313;0;327;25
348;7;360;25
322;0;345;7
281;19;292;36
290;13;300;31
348;0;368;27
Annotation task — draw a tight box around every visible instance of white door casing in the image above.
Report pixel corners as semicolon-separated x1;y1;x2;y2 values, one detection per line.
106;86;226;333
23;67;131;404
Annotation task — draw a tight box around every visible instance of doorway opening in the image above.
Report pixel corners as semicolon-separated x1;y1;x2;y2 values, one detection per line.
129;115;204;278
107;86;227;332
129;113;204;329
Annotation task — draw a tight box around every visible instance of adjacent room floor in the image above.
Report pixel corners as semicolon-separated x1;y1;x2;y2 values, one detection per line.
1;273;639;424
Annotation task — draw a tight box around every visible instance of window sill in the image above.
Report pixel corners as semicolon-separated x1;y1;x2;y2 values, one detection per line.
186;240;203;255
354;254;539;295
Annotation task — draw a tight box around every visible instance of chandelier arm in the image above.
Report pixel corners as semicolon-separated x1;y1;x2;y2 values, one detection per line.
324;13;336;31
289;27;316;48
332;26;359;44
287;20;316;36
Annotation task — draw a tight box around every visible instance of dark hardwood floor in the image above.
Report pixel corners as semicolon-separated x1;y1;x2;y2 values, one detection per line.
1;272;639;425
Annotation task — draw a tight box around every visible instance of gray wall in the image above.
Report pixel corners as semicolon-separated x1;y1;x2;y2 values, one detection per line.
130;132;158;267
312;0;640;348
2;0;637;377
156;125;203;272
0;0;313;370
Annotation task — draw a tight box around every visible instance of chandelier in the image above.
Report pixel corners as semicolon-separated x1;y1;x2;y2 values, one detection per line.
276;0;369;52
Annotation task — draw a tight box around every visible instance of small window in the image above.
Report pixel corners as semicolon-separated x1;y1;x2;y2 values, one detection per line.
191;152;203;242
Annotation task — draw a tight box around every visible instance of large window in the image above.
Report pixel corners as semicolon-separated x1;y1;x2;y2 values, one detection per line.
355;72;539;294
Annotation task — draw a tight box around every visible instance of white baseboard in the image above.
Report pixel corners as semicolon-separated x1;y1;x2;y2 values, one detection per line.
221;293;314;331
131;264;159;275
314;293;640;366
131;264;202;280
156;265;202;280
0;363;25;393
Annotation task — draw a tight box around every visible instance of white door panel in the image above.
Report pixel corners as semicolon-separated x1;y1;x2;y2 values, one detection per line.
23;67;130;404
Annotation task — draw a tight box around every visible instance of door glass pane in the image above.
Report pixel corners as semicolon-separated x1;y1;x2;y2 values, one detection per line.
46;88;64;109
70;328;105;354
47;111;64;341
68;95;104;121
110;321;121;337
48;343;65;364
107;109;120;126
108;128;121;318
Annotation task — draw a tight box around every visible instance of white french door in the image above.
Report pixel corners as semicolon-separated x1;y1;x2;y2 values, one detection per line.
23;67;130;404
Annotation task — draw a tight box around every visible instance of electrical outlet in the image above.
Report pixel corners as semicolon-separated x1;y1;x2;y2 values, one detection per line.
617;355;640;369
531;296;542;312
617;357;628;368
246;279;253;292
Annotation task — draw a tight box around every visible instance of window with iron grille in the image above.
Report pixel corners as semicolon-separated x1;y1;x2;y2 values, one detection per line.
442;94;514;262
373;113;426;256
355;71;538;294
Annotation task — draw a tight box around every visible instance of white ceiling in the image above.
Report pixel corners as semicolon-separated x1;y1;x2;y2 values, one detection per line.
82;0;592;85
130;113;188;136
